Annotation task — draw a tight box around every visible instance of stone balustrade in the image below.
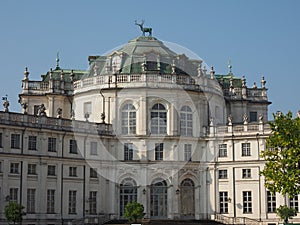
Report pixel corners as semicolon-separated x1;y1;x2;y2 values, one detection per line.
0;111;113;135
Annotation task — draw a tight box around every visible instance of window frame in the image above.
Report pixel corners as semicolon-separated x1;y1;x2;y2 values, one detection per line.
242;143;251;156
218;169;228;179
11;133;21;149
27;189;36;213
219;144;228;157
150;103;167;135
184;144;192;161
124;143;133;161
121;103;136;135
219;191;229;214
68;190;77;214
69;167;77;177
47;165;56;176
28;135;37;150
69;139;78;154
243;191;252;213
48;137;57;152
10;162;19;174
28;164;37;175
155;143;164;161
47;189;55;214
267;191;276;213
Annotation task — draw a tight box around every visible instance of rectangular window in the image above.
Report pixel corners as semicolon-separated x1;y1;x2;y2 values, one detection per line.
28;136;37;150
48;138;57;152
10;163;19;174
0;133;3;148
219;170;228;179
219;191;228;213
242;169;251;178
184;144;192;161
47;165;56;176
249;111;257;122
69;140;78;154
28;164;37;175
68;190;77;214
90;142;97;155
69;167;77;177
47;189;55;214
0;161;2;173
89;191;97;215
243;191;252;213
155;143;163;160
290;195;299;212
219;144;227;157
267;191;276;213
11;134;20;149
90;168;97;178
242;143;251;156
27;189;36;213
10;188;18;202
124;143;133;161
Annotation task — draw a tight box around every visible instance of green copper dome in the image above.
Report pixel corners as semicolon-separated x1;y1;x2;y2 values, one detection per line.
88;36;201;76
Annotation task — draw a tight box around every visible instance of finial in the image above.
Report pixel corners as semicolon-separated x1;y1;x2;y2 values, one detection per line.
261;76;266;88
70;69;75;81
203;65;207;76
210;66;215;79
252;82;257;89
171;59;176;74
24;67;29;80
242;76;246;87
2;95;9;112
49;68;53;80
56;51;60;69
197;62;202;77
228;59;232;74
60;70;64;81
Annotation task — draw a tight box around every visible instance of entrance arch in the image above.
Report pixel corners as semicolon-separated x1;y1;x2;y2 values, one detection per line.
150;178;168;218
119;178;137;216
180;178;195;218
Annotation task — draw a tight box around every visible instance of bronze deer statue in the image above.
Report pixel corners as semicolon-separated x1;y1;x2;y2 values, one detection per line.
135;20;152;37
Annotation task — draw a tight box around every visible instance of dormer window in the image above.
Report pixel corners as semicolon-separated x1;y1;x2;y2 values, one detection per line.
146;53;158;71
112;55;121;73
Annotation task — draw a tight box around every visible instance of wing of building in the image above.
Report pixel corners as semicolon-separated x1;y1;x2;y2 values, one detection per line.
0;33;294;225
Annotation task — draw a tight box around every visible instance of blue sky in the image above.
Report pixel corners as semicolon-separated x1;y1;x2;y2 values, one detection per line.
0;0;299;118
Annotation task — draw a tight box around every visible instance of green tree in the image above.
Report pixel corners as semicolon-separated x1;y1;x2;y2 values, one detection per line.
123;201;144;223
4;201;25;224
276;205;297;224
260;111;300;223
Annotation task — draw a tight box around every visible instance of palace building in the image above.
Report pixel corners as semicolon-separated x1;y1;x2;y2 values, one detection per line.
0;29;297;225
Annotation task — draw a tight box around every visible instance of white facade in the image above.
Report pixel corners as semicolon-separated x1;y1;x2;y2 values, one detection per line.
0;35;296;225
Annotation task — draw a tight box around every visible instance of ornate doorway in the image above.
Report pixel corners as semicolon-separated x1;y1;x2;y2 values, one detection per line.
150;179;168;218
180;178;195;218
120;178;137;217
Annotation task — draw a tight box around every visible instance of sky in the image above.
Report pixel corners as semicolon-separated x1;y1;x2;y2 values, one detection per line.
0;0;299;119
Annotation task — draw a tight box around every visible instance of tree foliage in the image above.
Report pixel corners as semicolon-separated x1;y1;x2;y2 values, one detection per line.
276;205;297;224
261;111;300;198
123;201;144;222
4;201;25;224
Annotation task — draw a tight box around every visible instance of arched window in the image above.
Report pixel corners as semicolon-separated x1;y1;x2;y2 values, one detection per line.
120;178;137;216
121;104;136;135
180;106;193;136
150;179;168;218
151;103;167;134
